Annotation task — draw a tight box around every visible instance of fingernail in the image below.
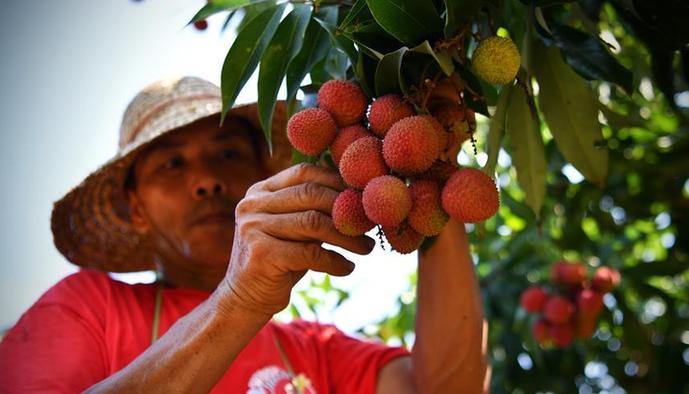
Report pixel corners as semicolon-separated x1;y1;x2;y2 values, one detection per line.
366;237;376;251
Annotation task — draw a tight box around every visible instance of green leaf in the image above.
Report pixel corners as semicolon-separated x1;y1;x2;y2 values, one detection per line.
313;17;358;64
484;85;512;176
548;23;633;93
339;0;373;31
409;40;454;76
443;0;481;38
285;8;337;104
506;85;547;219
257;5;312;153
533;43;609;187
365;0;442;45
220;3;285;122
375;47;408;96
188;0;270;24
354;51;378;97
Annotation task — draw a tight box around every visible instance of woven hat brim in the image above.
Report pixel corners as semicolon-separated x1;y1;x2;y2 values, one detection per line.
51;102;292;272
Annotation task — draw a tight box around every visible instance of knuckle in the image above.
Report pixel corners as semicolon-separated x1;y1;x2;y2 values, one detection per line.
301;210;326;231
302;244;323;262
293;162;315;180
296;182;320;205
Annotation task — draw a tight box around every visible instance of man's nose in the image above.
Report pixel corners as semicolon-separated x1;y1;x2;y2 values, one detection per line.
193;172;227;199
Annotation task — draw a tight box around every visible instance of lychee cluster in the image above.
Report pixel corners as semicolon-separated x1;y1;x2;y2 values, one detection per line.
286;79;501;253
520;261;621;349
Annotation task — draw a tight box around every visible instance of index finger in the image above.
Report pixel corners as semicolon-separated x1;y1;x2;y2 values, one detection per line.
258;163;345;193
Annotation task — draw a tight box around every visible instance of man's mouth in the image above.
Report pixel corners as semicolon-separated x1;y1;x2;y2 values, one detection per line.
193;212;235;226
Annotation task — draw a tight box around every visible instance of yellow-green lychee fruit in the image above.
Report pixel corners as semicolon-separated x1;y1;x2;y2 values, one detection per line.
382;116;440;176
318;80;368;126
332;188;375;236
368;94;415;138
472;36;520;85
383;223;425;254
286;108;338;156
362;175;412;228
441;168;499;223
408;179;449;236
339;136;388;189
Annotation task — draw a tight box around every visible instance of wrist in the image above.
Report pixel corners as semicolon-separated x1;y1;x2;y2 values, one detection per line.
210;280;273;324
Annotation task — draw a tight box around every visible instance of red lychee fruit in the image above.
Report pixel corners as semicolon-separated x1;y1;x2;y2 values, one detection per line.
368;94;415;138
543;296;575;325
441;168;499;223
407;179;448;236
550;261;587;287
520;286;549;313
332;189;375;236
286;108;337;156
422;115;447;156
575;313;598;338
532;319;551;346
194;19;208;31
383;224;425;254
318;80;368;126
383;116;440;175
339;136;388;189
549;323;575;348
577;288;604;317
329;124;369;166
592;266;621;293
362;175;412;228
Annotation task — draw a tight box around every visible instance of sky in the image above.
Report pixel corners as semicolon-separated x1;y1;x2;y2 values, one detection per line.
0;0;417;334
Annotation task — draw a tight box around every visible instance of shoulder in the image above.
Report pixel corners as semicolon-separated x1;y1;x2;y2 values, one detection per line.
38;269;115;306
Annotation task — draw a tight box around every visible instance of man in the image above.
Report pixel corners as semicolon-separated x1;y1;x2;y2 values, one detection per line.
0;77;488;393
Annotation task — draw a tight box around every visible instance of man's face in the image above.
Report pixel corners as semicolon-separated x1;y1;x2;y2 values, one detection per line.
129;116;268;269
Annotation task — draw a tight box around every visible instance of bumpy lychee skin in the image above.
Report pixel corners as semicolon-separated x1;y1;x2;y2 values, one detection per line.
472;36;521;85
520;286;548;313
407;179;448;236
551;261;587;287
441;168;499;223
318;80;368;126
383;224;425;254
287;108;338;156
422;115;447;156
383;116;440;175
577;288;604;317
329;124;369;166
543;296;575;325
549;323;575;348
362;176;412;228
368;94;415;137
339;136;388;189
332;189;375;236
592;266;621;293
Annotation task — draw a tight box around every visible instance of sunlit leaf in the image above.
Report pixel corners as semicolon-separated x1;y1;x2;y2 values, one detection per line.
365;0;442;45
257;5;311;152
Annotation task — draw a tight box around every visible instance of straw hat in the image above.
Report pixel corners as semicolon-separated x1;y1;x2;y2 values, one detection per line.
50;76;293;273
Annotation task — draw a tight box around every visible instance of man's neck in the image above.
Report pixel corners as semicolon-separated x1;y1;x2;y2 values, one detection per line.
154;257;226;292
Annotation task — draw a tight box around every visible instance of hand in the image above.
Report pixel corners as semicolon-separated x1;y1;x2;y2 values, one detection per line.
218;163;375;318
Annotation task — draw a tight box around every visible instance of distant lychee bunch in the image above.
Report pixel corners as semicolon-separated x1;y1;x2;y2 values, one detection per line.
472;36;520;85
520;261;621;349
285;79;501;253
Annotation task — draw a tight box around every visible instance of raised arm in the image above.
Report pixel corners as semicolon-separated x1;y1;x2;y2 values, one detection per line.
413;219;489;392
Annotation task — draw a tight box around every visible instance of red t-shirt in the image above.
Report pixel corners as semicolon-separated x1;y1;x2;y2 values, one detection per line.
0;269;409;393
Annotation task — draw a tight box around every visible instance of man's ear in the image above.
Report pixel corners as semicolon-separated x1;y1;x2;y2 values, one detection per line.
127;190;150;235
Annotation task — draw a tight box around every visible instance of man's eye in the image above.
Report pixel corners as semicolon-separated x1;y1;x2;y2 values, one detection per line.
219;149;240;160
163;156;184;170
